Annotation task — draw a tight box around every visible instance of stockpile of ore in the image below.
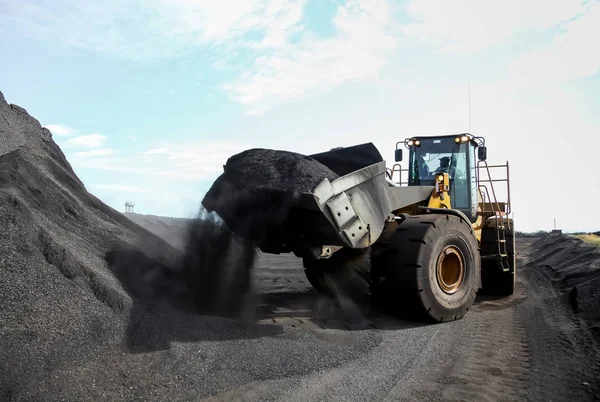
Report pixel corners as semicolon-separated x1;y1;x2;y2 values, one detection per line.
528;234;600;339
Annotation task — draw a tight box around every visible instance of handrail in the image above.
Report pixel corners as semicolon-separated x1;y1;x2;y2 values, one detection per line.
478;185;491;214
478;160;503;214
385;157;511;224
387;164;409;186
505;161;512;215
476;160;511;224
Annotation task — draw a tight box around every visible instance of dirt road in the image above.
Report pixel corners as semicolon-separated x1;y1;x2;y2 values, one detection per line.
203;236;600;401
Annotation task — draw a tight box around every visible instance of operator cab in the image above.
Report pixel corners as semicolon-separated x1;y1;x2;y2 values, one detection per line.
395;134;486;223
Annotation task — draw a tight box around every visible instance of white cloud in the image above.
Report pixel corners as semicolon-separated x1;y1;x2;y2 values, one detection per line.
223;0;398;114
1;0;306;60
144;148;169;155
402;0;592;54
64;133;107;148
70;140;247;181
44;124;75;136
75;148;118;157
2;0;398;114
507;4;600;88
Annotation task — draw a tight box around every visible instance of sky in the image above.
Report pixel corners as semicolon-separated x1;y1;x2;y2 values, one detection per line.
0;0;599;232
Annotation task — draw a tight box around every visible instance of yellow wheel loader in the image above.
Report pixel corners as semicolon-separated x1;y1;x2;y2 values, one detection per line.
203;133;514;323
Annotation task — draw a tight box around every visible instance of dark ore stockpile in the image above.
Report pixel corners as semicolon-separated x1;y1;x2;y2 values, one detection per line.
0;91;381;401
527;234;600;340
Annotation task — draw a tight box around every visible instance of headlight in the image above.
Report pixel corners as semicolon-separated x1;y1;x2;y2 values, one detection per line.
461;135;469;143
407;140;414;146
415;140;421;146
455;137;460;143
437;174;444;182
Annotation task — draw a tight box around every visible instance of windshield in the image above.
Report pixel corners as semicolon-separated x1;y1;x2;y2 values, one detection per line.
408;137;465;185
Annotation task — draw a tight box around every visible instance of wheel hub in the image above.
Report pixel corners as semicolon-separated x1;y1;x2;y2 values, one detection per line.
436;246;465;294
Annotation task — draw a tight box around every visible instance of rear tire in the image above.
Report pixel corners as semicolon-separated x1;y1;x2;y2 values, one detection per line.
372;214;480;322
480;218;516;296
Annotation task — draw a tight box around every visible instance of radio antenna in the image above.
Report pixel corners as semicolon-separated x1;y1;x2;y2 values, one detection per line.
468;81;472;133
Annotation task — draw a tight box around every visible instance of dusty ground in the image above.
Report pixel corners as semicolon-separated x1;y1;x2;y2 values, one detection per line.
197;236;599;402
127;213;600;401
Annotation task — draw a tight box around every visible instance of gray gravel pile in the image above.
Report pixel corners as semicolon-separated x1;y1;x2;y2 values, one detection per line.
528;234;600;339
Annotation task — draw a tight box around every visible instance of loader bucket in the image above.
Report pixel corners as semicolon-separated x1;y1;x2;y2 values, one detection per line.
201;143;428;257
295;160;393;249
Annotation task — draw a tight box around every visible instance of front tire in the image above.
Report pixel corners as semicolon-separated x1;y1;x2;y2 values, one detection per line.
372;214;480;322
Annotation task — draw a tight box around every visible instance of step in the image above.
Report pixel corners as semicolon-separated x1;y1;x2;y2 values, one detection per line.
481;253;508;260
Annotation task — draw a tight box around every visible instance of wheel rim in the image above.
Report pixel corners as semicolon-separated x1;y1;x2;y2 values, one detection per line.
436;246;465;294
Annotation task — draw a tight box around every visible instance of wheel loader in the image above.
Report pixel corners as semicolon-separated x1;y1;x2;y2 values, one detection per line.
203;133;515;323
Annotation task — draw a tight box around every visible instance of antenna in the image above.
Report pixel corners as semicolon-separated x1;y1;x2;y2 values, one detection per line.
468;81;472;133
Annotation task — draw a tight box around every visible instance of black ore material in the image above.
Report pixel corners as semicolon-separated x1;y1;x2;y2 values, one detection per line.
106;217;256;326
309;142;384;177
201;148;339;247
179;217;256;317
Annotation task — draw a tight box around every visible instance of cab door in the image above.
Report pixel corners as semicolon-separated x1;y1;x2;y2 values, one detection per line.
449;142;477;222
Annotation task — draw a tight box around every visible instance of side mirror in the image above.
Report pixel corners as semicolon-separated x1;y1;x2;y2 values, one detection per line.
478;146;487;161
395;149;403;162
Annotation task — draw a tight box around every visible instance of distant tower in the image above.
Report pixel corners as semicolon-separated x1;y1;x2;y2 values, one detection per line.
551;218;562;234
125;202;135;213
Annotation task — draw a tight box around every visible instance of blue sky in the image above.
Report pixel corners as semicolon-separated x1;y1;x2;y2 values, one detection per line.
1;0;599;232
